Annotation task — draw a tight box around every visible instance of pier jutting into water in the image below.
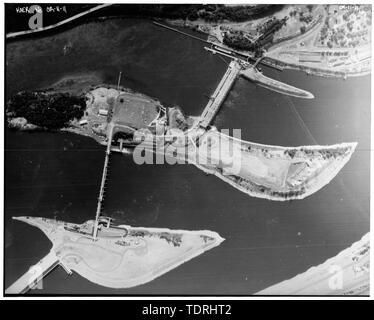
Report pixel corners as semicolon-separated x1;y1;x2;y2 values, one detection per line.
93;126;112;241
5;250;60;294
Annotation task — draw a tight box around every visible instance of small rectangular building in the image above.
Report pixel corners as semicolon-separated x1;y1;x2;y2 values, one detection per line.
99;109;108;116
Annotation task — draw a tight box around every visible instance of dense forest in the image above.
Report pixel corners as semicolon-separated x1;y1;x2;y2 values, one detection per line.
197;4;284;22
105;4;285;23
223;16;288;54
7;91;86;129
223;31;254;51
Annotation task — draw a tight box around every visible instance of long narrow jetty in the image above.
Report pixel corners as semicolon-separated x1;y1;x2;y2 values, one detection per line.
96;144;110;216
94;126;113;229
6;251;59;294
153;21;207;43
240;66;314;99
205;46;314;99
199;60;240;128
6;4;112;39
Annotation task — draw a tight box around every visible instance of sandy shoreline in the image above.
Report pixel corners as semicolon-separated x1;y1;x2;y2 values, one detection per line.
257;232;369;295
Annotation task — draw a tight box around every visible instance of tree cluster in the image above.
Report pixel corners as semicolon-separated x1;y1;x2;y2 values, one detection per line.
205;4;284;22
223;16;287;55
8;91;86;129
121;4;284;23
223;31;253;51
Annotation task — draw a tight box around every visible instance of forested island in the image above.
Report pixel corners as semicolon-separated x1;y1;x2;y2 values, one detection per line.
7;91;86;130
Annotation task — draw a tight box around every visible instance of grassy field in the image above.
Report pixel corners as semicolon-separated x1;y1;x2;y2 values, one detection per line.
112;93;159;129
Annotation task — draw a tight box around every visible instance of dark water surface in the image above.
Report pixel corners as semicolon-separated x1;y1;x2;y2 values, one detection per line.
5;19;370;294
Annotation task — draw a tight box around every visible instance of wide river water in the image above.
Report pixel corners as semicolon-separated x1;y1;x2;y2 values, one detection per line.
5;19;370;294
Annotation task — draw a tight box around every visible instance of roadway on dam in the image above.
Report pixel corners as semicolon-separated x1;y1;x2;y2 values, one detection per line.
199;60;240;128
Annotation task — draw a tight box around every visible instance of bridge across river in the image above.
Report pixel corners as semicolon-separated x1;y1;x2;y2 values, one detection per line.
199;60;240;128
